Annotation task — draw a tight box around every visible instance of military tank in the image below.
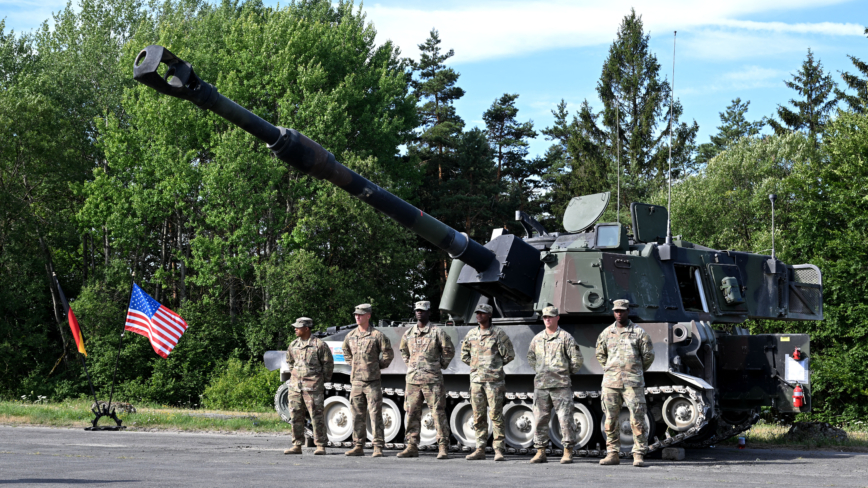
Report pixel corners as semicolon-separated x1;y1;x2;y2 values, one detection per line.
134;45;823;456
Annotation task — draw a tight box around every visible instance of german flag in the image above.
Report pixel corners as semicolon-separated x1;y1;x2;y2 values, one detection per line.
54;274;86;356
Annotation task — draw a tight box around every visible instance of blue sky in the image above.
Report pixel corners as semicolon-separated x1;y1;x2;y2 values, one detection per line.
3;0;866;157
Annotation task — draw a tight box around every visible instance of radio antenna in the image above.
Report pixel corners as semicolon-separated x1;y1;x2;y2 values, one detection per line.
616;99;620;224
660;31;677;260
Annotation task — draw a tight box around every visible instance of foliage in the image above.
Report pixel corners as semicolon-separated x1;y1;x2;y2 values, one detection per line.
202;358;280;410
769;49;838;143
835;27;868;114
550;9;698;226
695;98;765;166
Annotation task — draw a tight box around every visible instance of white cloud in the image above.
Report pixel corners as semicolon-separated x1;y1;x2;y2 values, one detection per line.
365;0;862;63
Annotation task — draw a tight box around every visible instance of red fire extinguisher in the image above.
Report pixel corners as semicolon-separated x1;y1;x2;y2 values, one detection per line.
793;384;804;408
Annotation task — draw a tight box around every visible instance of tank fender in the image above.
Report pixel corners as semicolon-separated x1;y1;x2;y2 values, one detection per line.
667;371;713;390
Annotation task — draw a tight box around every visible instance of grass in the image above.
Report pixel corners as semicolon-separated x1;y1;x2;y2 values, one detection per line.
0;398;289;433
720;421;868;451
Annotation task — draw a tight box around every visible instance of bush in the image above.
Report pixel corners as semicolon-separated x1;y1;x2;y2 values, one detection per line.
201;359;281;411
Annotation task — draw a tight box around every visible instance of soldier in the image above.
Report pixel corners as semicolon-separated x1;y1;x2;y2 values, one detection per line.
342;303;394;458
283;317;334;456
596;299;655;467
460;303;516;462
396;300;455;460
526;306;583;464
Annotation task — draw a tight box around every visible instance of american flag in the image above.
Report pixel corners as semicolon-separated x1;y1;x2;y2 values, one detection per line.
125;283;188;358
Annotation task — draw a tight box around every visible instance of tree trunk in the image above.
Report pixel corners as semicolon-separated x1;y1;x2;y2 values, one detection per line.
103;226;110;267
157;219;167;302
37;235;69;366
82;233;88;283
177;214;187;304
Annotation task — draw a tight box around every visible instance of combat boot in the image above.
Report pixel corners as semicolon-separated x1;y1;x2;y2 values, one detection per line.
396;444;418;458
437;445;449;459
345;445;364;456
465;448;486;460
599;451;620;465
313;446;326;455
633;453;645;467
283;445;302;455
530;448;547;463
560;449;574;464
493;450;505;462
372;446;384;458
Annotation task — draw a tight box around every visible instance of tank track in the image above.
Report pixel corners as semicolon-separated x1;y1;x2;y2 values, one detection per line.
311;383;711;456
681;411;760;449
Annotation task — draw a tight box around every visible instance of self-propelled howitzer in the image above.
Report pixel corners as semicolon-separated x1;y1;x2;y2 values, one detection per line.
134;45;823;456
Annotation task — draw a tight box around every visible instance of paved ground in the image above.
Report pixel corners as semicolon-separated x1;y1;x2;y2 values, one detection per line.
0;426;866;487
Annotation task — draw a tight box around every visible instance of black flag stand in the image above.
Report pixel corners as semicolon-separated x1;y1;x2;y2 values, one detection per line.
86;280;135;431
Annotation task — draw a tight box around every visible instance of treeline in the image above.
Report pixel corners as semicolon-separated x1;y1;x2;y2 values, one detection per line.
1;0;866;420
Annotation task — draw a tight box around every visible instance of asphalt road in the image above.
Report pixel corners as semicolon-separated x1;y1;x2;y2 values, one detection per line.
0;426;865;487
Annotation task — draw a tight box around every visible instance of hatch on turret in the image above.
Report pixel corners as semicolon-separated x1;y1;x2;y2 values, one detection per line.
563;192;610;233
630;202;669;243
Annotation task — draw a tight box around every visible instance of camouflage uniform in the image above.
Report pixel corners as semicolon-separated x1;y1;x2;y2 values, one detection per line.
342;321;394;448
526;325;583;449
460;311;515;451
286;327;334;448
399;320;455;447
595;317;655;454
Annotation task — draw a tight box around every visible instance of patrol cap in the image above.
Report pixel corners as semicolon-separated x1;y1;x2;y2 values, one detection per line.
414;300;431;311
541;305;559;317
612;299;630;311
353;303;372;315
474;304;493;314
292;317;313;328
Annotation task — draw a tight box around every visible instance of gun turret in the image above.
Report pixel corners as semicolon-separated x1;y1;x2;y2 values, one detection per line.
133;45;498;273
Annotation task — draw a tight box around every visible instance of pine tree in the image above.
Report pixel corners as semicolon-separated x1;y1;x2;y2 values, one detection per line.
560;9;698;221
835;27;868;113
483;93;537;182
410;29;465;183
696;98;765;165
407;29;467;310
769;49;837;142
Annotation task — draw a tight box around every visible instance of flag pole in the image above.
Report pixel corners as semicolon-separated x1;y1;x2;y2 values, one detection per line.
52;272;100;409
106;278;135;414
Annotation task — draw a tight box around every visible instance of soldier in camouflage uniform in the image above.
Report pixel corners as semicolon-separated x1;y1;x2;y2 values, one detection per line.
342;303;394;458
397;300;455;460
283;317;334;456
596;299;655;467
526;306;583;464
460;303;515;462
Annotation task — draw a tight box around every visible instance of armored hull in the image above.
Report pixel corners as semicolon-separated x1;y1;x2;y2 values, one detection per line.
132;45;822;456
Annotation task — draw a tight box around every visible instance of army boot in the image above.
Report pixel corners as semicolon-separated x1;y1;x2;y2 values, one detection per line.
599;451;620;465
633;453;645;467
372;446;384;458
530;448;547;464
560;449;574;464
313;446;326;455
437;445;449;459
493;450;506;462
465;448;486;460
396;444;418;458
345;445;364;456
283;445;302;455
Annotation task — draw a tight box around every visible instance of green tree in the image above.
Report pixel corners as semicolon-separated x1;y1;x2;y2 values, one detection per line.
408;29;467;308
835;27;868;113
73;0;421;403
785;111;868;420
563;9;698;225
695;98;765;165
769;49;838;142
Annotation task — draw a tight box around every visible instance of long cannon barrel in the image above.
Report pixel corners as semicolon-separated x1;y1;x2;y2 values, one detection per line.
133;45;495;272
